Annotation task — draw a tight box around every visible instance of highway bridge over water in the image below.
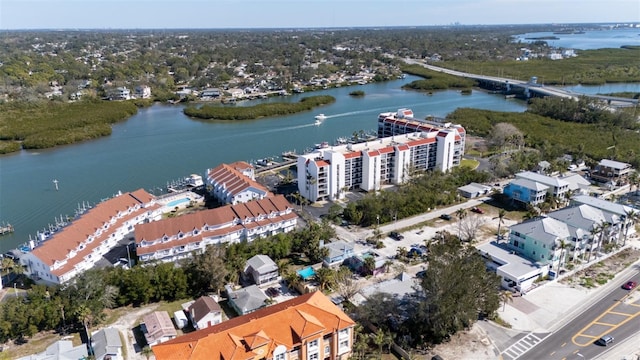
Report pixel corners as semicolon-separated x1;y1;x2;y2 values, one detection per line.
404;59;639;108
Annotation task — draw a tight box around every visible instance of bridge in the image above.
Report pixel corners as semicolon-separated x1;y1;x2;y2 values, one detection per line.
403;59;639;107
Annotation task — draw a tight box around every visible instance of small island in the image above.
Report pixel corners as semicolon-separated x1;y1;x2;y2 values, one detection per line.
183;95;336;120
349;90;365;97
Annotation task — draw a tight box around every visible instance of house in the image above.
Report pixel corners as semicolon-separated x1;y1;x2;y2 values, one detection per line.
134;85;152;99
187;296;222;330
343;251;387;276
152;291;355;360
16;340;88;360
92;327;123;360
457;182;492;199
142;311;177;346
503;178;549;206
243;254;279;286
226;284;269;315
590;159;633;186
20;189;162;285
353;272;419;306
109;87;130;100
320;239;355;267
507;216;571;267
134;195;298;263
206;162;271;205
515;171;570;199
571;195;637;242
200;88;220;99
560;173;591;195
478;242;548;293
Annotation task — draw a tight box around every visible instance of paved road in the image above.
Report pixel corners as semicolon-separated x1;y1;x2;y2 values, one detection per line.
518;271;640;360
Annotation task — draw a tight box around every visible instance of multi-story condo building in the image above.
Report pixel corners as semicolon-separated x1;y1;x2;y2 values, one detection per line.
377;108;466;166
297;110;465;202
134;195;297;263
206;161;271;205
21;189;162;285
152;291;355;360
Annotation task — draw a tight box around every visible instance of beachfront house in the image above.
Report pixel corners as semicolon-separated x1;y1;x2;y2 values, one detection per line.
243;254;280;286
187;296;222;330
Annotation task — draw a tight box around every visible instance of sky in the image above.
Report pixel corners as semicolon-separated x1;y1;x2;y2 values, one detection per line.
0;0;639;30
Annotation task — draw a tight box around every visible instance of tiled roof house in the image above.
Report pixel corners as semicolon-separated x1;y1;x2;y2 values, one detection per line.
21;189;161;285
206;162;272;205
152;291;355;360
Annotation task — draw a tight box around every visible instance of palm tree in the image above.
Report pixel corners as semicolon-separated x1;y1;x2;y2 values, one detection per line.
141;345;154;360
363;256;376;276
623;209;638;247
372;328;388;358
284;271;301;292
587;225;600;263
499;290;514;312
556;239;568;276
314;267;334;291
598;222;611;254
494;209;507;242
456;208;467;239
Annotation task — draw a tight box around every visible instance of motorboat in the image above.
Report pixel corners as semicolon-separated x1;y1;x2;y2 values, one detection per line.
314;113;327;121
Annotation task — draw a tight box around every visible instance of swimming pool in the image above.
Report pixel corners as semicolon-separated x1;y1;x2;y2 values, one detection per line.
297;266;316;280
166;197;190;207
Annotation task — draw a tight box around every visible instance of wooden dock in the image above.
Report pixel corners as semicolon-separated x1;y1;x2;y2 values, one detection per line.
0;223;14;235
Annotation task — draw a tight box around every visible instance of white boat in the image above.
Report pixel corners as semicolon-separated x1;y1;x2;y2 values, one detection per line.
314;114;327;121
314;119;322;126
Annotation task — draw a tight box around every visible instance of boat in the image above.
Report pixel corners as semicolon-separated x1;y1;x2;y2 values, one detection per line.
314;141;329;149
314;114;327;121
0;223;14;236
314;119;322;126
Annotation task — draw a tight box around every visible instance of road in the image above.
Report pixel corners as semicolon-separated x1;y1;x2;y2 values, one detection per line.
518;271;640;360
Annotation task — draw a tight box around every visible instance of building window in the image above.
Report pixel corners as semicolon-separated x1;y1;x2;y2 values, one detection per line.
275;353;286;360
308;339;318;349
309;353;319;360
324;345;330;355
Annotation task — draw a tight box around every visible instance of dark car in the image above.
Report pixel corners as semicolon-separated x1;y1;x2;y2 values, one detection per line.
622;281;638;290
389;231;404;241
440;214;452;221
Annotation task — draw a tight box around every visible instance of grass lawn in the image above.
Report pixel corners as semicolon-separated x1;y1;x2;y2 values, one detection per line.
460;158;480;169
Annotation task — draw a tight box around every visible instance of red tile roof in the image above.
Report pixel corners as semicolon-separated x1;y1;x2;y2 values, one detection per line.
315;160;330;167
207;163;270;198
31;189;157;273
152;291;355;360
343;151;362;159
135;196;297;256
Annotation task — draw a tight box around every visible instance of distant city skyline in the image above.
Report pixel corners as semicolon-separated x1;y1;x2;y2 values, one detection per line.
1;0;639;30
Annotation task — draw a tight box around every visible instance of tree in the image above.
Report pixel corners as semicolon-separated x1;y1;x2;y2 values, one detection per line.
457;214;486;243
363;256;376;276
185;245;229;296
623;209;638;246
333;266;362;302
499;290;514;312
494;209;507;242
408;236;501;344
556;239;568;275
141;345;154;360
314;267;335;292
456;208;467;239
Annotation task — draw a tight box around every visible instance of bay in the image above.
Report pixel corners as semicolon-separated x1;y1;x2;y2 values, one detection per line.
513;27;640;50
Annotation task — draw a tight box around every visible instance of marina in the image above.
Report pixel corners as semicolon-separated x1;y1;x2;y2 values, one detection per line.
0;223;14;236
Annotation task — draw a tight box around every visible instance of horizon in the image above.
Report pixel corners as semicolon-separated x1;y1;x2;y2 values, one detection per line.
1;0;639;30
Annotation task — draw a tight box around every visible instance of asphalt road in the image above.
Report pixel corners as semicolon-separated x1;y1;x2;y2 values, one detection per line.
519;270;640;360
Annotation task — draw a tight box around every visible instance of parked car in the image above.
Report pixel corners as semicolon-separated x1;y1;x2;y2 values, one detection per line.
596;335;614;346
266;287;281;297
389;231;404;241
471;206;484;214
440;214;452;221
622;281;638;290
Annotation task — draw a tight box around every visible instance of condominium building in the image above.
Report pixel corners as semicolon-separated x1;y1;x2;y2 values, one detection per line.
134;195;298;263
152;291;355;360
297;111;465;202
21;189;162;285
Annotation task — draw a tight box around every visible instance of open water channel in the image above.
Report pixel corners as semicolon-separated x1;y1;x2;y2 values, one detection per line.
0;75;638;253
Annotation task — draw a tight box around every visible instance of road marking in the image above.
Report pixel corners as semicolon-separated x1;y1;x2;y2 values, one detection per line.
572;290;640;346
550;351;556;355
561;342;566;347
573;349;580;354
501;332;545;360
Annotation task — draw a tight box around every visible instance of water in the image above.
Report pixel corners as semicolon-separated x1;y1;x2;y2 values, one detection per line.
0;76;638;253
513;27;640;50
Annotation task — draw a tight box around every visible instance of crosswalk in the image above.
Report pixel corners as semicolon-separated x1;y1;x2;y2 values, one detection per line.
501;332;547;360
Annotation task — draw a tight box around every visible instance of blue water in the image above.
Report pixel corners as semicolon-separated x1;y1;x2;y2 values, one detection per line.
297;266;316;280
166;198;190;207
513;27;640;49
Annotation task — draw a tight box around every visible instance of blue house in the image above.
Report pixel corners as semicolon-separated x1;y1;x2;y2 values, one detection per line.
503;178;548;206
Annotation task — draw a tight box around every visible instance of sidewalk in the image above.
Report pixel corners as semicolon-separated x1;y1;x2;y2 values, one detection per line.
497;235;640;358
